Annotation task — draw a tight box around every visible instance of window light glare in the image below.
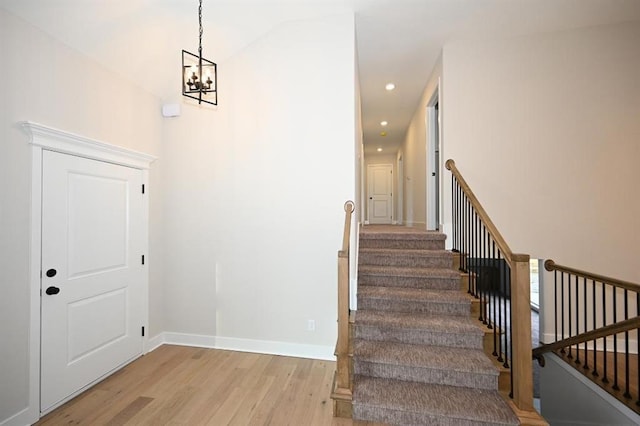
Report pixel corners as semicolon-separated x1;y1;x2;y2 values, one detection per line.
385;83;395;91
380;121;388;126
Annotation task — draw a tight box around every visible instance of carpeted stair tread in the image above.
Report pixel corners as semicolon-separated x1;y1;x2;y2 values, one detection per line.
354;310;484;349
357;286;470;316
358;286;469;304
359;248;450;255
359;265;460;279
359;248;453;268
353;376;519;426
359;226;446;250
358;265;461;291
355;310;483;334
360;226;446;239
353;340;498;389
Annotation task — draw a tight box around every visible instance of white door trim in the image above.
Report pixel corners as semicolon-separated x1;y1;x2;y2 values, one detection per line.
396;154;403;225
22;121;156;424
426;79;442;231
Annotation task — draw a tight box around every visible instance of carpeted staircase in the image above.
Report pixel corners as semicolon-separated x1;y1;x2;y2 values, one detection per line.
352;225;519;425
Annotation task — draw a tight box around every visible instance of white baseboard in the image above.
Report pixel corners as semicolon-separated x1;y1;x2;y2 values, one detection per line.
150;332;335;361
0;406;35;426
144;333;166;353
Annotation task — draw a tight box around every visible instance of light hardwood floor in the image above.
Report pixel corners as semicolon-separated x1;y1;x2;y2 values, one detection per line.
36;345;384;425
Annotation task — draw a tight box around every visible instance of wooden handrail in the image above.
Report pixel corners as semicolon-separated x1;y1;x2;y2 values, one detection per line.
544;259;640;293
445;159;529;265
533;316;640;366
446;159;532;411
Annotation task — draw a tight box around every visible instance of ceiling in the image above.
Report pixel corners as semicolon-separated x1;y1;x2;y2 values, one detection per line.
3;0;640;156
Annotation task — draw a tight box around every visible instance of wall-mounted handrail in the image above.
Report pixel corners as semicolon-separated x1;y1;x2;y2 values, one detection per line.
545;260;640;293
446;159;533;411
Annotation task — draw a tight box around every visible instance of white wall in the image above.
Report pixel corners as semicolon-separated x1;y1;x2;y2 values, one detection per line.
441;22;640;340
160;14;356;355
0;8;164;424
399;54;443;228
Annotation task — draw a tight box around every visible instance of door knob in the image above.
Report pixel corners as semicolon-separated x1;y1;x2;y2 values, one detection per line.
45;286;60;295
46;269;57;277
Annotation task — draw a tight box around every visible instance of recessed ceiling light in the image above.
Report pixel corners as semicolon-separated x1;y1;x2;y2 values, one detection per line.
380;121;388;126
377;148;383;152
385;83;395;91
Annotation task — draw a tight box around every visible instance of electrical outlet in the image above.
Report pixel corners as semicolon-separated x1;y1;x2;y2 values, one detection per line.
307;319;316;331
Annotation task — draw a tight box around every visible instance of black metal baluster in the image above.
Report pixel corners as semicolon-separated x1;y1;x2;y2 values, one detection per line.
568;273;573;359
605;286;620;390
458;181;461;255
592;279;598;377
465;195;470;275
602;282;609;384
554;270;558;344
491;240;498;357
474;211;482;323
496;247;503;362
624;289;630;398
561;272;566;354
508;264;513;398
467;196;473;295
503;260;510;370
636;292;639;406
575;274;580;365
469;211;482;312
481;222;487;327
461;191;466;273
613;285;619;391
583;276;589;370
452;177;457;253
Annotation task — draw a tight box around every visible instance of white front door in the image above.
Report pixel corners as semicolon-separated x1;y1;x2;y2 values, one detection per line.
41;150;145;412
367;164;393;224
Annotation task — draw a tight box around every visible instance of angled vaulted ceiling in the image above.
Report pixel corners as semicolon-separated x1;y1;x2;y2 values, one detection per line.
2;0;640;156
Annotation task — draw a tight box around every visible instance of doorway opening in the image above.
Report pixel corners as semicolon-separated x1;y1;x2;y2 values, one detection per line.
366;163;393;224
426;82;441;231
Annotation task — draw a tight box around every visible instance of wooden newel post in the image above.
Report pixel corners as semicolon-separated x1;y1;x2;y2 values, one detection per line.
332;201;354;417
510;254;533;411
336;251;350;390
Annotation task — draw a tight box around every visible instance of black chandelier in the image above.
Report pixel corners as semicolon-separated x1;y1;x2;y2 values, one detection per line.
182;0;217;105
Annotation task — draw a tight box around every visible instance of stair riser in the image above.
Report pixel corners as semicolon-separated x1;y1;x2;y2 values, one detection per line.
353;361;497;390
353;405;515;426
354;326;483;350
359;253;452;268
359;239;445;250
359;275;460;290
358;298;470;317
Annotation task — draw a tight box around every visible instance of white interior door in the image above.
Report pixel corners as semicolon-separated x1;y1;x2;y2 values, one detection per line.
367;164;393;224
41;150;145;412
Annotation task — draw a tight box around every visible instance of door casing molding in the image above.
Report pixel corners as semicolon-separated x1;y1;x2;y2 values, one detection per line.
22;121;156;423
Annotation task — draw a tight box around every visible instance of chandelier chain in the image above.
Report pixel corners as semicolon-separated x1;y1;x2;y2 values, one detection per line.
198;0;203;56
